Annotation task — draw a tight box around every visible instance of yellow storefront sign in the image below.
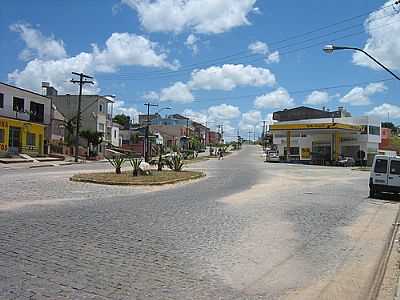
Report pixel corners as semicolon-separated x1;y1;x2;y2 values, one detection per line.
0;116;46;155
271;123;361;131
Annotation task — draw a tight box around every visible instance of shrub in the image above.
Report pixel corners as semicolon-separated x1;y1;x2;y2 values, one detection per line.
106;156;125;174
129;157;142;177
167;155;184;172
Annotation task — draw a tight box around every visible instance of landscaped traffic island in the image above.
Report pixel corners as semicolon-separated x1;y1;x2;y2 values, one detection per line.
70;170;205;186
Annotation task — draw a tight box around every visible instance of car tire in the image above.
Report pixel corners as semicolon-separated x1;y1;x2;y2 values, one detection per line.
369;187;376;198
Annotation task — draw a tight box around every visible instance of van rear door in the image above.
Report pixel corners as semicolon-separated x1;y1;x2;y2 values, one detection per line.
373;157;389;185
388;158;400;187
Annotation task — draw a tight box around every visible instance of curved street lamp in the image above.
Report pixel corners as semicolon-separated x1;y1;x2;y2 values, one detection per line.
323;44;400;81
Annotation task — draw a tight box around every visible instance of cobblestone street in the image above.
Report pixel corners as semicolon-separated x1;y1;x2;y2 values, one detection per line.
0;146;398;299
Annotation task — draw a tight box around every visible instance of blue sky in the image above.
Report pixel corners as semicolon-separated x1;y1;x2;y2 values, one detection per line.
1;0;400;139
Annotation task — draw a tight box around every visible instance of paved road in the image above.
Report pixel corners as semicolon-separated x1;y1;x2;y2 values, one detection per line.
0;146;398;299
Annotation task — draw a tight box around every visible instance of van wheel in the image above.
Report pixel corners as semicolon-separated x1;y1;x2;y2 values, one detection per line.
369;187;376;198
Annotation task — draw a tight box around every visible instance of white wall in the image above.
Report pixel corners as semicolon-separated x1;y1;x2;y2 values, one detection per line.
0;83;51;124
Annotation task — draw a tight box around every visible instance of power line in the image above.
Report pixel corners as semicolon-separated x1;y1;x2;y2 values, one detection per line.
99;3;398;81
100;13;400;82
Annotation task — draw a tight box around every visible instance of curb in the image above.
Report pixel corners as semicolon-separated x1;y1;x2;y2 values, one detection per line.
70;172;205;186
368;206;400;300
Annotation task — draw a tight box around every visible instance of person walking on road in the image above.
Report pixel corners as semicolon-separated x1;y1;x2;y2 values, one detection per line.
218;148;224;160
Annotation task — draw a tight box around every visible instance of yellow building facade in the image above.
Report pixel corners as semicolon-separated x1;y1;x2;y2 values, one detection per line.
0;116;46;156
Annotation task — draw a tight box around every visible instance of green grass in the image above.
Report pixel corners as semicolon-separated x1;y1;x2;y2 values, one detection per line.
71;170;205;186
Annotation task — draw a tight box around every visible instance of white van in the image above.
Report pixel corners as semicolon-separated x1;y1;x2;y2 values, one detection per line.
369;155;400;197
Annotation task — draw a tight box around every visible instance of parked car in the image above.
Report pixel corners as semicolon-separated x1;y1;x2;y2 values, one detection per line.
369;155;400;197
336;156;355;167
265;151;280;163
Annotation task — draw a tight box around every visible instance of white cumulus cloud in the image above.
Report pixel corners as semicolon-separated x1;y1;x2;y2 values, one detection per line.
10;23;67;61
340;82;386;106
113;99;142;123
248;41;269;55
254;88;295;109
353;1;400;71
185;34;199;54
208;104;241;120
92;32;179;72
248;41;280;64
304;90;330;105
159;82;194;103
122;0;258;34
239;110;262;131
367;103;400;120
8;26;177;93
189;64;276;91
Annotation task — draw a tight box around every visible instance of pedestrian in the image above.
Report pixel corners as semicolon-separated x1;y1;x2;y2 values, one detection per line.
218;148;224;160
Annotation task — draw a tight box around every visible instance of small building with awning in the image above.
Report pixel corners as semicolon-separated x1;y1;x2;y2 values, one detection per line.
270;107;381;164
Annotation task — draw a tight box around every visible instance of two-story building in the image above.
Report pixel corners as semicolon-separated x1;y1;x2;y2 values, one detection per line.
43;83;117;156
0;82;51;157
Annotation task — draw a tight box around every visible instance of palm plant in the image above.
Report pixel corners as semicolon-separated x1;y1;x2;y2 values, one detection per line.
106;156;125;174
129;157;142;176
167;155;184;172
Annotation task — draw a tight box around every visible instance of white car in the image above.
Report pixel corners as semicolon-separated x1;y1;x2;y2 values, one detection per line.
369;155;400;197
265;151;280;163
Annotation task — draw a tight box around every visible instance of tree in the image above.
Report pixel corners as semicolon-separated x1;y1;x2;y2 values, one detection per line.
382;122;398;135
80;130;104;157
113;114;131;129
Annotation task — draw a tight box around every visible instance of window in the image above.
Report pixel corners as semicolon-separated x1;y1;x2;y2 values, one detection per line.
390;160;400;175
374;159;388;174
369;125;380;135
26;133;36;146
99;103;103;112
360;125;368;135
114;130;117;139
13;97;24;112
98;123;105;132
0;93;3;108
29;102;44;123
0;128;4;143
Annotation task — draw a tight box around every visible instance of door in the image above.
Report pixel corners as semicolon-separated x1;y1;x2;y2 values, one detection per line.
388;159;400;187
8;127;21;153
372;157;388;185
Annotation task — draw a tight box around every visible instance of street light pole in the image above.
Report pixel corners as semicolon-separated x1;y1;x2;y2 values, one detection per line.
323;45;400;81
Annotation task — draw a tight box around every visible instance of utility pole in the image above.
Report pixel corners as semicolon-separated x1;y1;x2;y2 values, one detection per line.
261;121;267;140
144;102;158;162
237;128;242;149
261;120;267;150
71;72;94;163
216;124;224;144
248;130;251;144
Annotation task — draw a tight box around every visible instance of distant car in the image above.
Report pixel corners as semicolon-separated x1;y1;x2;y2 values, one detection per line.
265;151;280;163
370;155;400;197
336;157;355;167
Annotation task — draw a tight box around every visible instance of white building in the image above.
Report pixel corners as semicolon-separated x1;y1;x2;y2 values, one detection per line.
0;82;51;156
271;107;381;164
